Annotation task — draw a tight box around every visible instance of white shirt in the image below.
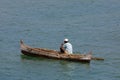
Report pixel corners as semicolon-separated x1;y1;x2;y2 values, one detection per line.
63;42;73;54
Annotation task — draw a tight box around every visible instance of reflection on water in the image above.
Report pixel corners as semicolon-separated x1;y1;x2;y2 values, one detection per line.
59;60;90;68
21;54;46;61
21;54;90;68
21;54;91;79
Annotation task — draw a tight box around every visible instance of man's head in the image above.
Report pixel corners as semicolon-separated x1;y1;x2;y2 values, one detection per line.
64;38;69;43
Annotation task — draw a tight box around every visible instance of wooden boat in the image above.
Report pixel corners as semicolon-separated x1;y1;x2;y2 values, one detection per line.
20;40;103;63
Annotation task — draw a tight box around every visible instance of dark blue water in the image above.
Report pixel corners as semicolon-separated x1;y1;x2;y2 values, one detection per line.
0;0;120;80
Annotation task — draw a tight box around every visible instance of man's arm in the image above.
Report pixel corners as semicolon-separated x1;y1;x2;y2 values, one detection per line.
60;43;65;53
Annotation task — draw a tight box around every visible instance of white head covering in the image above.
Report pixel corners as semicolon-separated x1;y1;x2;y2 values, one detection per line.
64;38;69;42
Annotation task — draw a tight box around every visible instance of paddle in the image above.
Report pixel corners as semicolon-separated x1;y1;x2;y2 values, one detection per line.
75;51;104;60
91;57;104;60
84;51;104;61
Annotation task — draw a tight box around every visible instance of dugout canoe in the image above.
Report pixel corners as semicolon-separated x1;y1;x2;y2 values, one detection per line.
20;40;93;63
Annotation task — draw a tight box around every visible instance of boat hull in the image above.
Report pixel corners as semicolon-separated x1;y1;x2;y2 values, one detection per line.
21;50;91;63
20;40;91;63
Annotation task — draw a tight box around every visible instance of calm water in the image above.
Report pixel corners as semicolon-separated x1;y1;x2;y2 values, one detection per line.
0;0;120;80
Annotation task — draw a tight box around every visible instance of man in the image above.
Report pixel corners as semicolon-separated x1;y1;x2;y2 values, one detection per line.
60;38;73;54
